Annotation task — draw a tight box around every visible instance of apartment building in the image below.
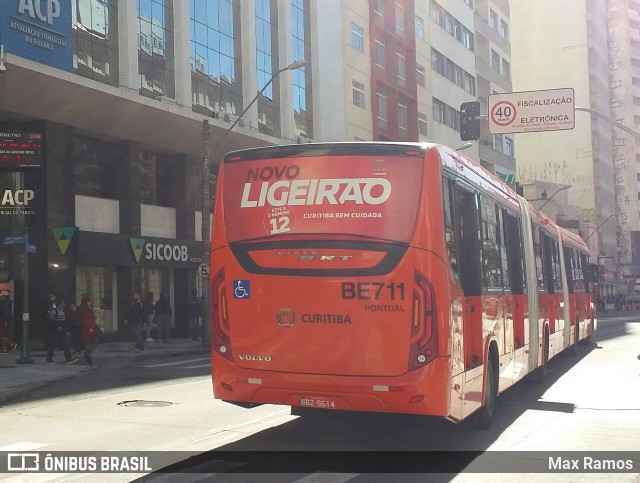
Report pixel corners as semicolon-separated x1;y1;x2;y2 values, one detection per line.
510;1;619;284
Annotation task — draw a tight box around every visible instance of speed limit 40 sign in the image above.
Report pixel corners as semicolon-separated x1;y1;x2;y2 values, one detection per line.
489;88;575;134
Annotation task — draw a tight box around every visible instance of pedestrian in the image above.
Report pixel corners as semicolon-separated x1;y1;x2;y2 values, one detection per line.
0;290;17;353
79;294;99;364
124;291;145;352
143;292;156;342
187;289;202;341
46;297;78;364
67;301;83;356
154;293;172;343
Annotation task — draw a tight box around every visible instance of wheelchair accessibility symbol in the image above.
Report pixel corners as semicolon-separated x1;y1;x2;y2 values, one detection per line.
233;280;251;299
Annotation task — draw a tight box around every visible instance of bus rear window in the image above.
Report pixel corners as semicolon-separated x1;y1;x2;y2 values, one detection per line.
222;154;423;243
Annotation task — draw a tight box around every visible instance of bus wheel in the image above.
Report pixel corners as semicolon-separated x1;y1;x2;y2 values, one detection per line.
477;353;497;430
534;328;549;382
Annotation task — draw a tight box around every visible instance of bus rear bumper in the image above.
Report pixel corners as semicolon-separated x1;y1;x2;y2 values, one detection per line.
213;355;451;417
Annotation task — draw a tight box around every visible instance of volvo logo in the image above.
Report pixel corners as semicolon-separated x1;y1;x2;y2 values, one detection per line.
238;354;272;361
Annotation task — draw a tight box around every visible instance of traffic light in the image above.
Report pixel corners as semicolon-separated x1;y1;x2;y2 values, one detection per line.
460;101;481;141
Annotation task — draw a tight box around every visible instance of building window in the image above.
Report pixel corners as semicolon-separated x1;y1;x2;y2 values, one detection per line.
464;72;475;95
502;58;511;80
377;87;387;128
398;97;408;134
291;0;313;139
138;0;175;98
190;0;243;120
417;63;426;87
397;52;406;83
256;0;280;137
72;0;119;86
373;0;383;16
415;16;424;39
418;112;428;135
433;97;445;123
351;22;364;51
505;137;514;157
352;80;365;108
489;9;497;29
500;19;509;39
375;37;385;68
494;133;504;153
431;48;475;95
491;49;500;72
395;4;405;35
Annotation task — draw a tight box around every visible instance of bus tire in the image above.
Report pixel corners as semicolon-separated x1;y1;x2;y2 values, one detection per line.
534;328;549;382
477;349;498;430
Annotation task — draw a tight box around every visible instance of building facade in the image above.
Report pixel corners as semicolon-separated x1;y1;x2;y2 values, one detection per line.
0;0;514;340
0;0;313;337
510;0;619;285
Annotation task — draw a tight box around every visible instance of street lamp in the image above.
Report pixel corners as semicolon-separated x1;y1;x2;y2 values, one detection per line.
200;59;308;346
584;212;624;242
536;184;571;212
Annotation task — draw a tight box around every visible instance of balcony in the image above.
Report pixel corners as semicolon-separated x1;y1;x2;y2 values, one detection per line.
479;139;515;172
475;56;512;92
474;12;511;55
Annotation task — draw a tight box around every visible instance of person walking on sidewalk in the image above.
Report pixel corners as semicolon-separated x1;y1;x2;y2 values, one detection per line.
187;289;201;341
143;292;156;342
67;302;83;357
79;294;99;364
0;291;17;354
46;298;78;364
154;293;172;343
124;291;145;352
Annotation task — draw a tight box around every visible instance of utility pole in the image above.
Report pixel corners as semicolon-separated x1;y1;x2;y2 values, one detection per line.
201;120;211;347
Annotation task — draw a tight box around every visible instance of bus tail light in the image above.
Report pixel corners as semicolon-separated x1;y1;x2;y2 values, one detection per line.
409;271;438;371
211;269;232;361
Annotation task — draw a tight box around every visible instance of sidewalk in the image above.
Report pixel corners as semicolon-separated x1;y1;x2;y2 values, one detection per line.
0;338;209;405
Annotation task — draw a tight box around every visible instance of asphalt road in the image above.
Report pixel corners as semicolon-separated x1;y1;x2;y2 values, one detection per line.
0;314;638;482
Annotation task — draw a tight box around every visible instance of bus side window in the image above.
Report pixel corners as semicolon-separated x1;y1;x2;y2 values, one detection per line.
580;253;590;293
574;250;585;293
563;245;575;294
541;231;555;294
551;239;563;292
442;177;459;282
454;185;481;296
480;195;503;294
533;227;546;292
502;210;524;295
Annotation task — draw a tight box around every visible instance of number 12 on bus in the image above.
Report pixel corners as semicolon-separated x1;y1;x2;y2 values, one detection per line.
210;142;596;428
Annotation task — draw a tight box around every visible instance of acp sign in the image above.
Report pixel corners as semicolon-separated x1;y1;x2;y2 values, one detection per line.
0;0;73;71
2;189;34;206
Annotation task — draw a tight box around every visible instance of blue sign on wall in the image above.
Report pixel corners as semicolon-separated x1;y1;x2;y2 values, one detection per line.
0;0;73;71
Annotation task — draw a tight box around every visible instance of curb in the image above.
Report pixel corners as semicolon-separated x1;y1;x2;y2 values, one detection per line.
0;346;210;406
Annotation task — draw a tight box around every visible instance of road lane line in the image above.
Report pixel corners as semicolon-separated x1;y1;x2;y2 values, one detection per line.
0;442;48;451
142;357;210;368
178;363;211;369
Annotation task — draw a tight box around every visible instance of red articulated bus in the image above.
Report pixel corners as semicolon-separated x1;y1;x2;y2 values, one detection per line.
210;142;596;427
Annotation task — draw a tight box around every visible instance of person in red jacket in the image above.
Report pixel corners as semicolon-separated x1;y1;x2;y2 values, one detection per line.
78;294;99;364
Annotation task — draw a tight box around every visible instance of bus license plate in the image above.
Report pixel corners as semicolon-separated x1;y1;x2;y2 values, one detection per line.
300;396;336;409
